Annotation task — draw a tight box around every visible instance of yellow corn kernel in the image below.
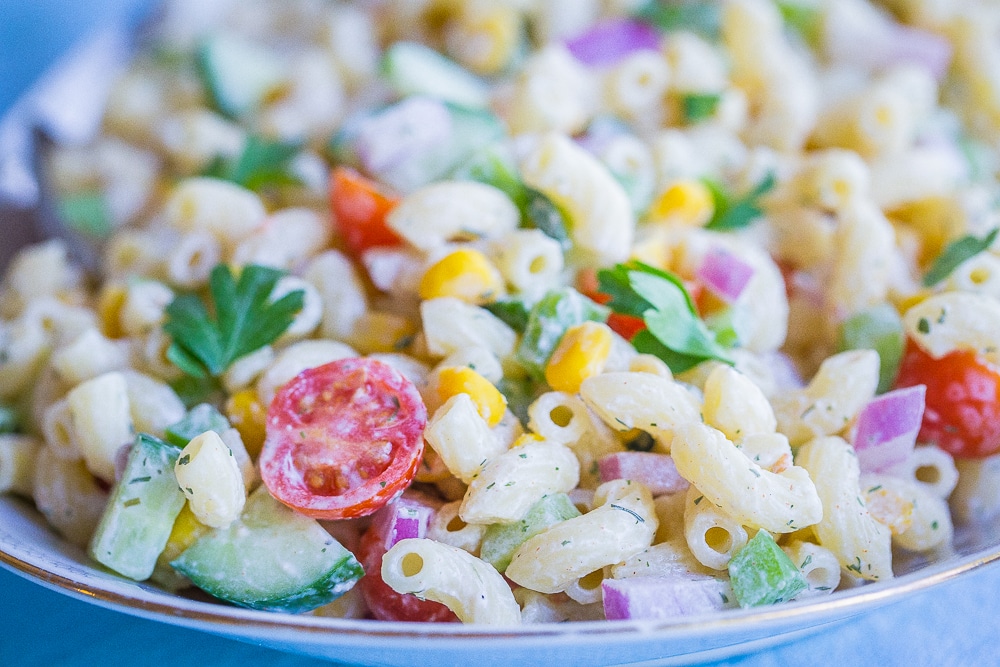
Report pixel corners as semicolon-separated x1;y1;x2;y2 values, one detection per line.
96;282;128;339
436;365;508;427
545;321;614;394
418;248;504;305
647;179;715;227
348;311;418;355
893;288;933;315
225;389;267;460
157;502;210;568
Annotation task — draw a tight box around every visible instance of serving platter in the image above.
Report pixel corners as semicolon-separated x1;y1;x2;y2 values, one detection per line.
2;489;998;667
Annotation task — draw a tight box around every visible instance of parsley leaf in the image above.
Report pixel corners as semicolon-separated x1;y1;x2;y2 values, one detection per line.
705;172;777;231
922;227;1000;287
202;135;303;193
164;264;305;379
681;93;722;124
598;262;734;372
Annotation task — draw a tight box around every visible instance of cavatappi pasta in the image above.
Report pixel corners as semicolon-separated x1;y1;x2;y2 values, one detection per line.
4;0;1000;626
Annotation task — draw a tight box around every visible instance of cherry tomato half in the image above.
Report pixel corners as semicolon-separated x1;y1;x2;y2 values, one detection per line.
355;526;457;623
260;357;427;519
330;167;402;257
894;338;1000;458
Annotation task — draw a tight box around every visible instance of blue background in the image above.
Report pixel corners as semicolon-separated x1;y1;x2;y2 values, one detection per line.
2;2;1000;665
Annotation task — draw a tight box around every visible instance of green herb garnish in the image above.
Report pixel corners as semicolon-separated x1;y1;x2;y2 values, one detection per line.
597;261;734;372
922;227;999;287
202;135;303;193
164;264;304;381
704;172;777;231
680;93;722;124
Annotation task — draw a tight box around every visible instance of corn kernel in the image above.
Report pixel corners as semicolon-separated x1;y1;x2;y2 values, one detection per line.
648;179;714;227
436;365;508;427
892;289;933;315
348;311;417;354
418;248;504;305
225;389;267;460
545;321;614;393
158;502;209;567
96;282;128;339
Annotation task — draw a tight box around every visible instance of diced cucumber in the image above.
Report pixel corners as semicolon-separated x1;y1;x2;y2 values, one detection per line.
331;97;505;193
837;304;905;393
88;434;186;581
516;288;610;381
196;33;286;119
480;493;581;572
171;486;363;613
453;142;530;209
728;531;807;607
381;41;490;108
164;403;230;448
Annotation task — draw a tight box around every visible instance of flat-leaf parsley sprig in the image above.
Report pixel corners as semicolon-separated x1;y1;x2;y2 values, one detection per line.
597;261;734;372
164;263;305;382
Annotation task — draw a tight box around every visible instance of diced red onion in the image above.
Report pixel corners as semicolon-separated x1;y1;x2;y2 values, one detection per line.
371;496;435;551
696;246;755;303
354;96;452;175
851;385;926;473
598;452;689;496
565;19;662;68
823;2;952;80
603;575;731;621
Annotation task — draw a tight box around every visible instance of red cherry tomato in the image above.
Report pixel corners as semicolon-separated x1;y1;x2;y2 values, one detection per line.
894;338;1000;458
355;527;458;623
260;358;427;519
330;167;402;257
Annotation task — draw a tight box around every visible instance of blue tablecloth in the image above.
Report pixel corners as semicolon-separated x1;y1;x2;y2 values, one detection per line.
2;3;1000;666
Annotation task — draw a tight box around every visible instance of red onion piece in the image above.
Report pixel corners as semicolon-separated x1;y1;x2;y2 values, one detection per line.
355;96;452;175
598;452;689;496
603;575;731;621
565;19;662;68
851;385;926;473
370;495;435;551
696;246;755;303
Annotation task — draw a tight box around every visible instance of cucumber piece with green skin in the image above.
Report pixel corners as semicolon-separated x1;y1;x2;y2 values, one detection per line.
164;403;230;448
381;41;490;108
196;33;285;119
88;433;186;581
332;97;505;193
171;486;363;613
480;493;581;572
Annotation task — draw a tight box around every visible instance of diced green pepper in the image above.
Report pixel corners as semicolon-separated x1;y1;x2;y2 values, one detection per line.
515;288;609;380
728;531;807;607
480;493;581;572
88;434;187;581
837;304;906;394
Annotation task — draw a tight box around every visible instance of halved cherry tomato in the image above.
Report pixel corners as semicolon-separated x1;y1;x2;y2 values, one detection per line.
355;525;457;622
259;357;427;519
330;167;402;257
893;338;1000;458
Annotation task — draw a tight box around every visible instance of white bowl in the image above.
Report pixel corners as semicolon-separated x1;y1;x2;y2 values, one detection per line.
3;490;999;667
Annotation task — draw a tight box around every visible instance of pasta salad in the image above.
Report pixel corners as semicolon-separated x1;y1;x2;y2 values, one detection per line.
3;0;1000;625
